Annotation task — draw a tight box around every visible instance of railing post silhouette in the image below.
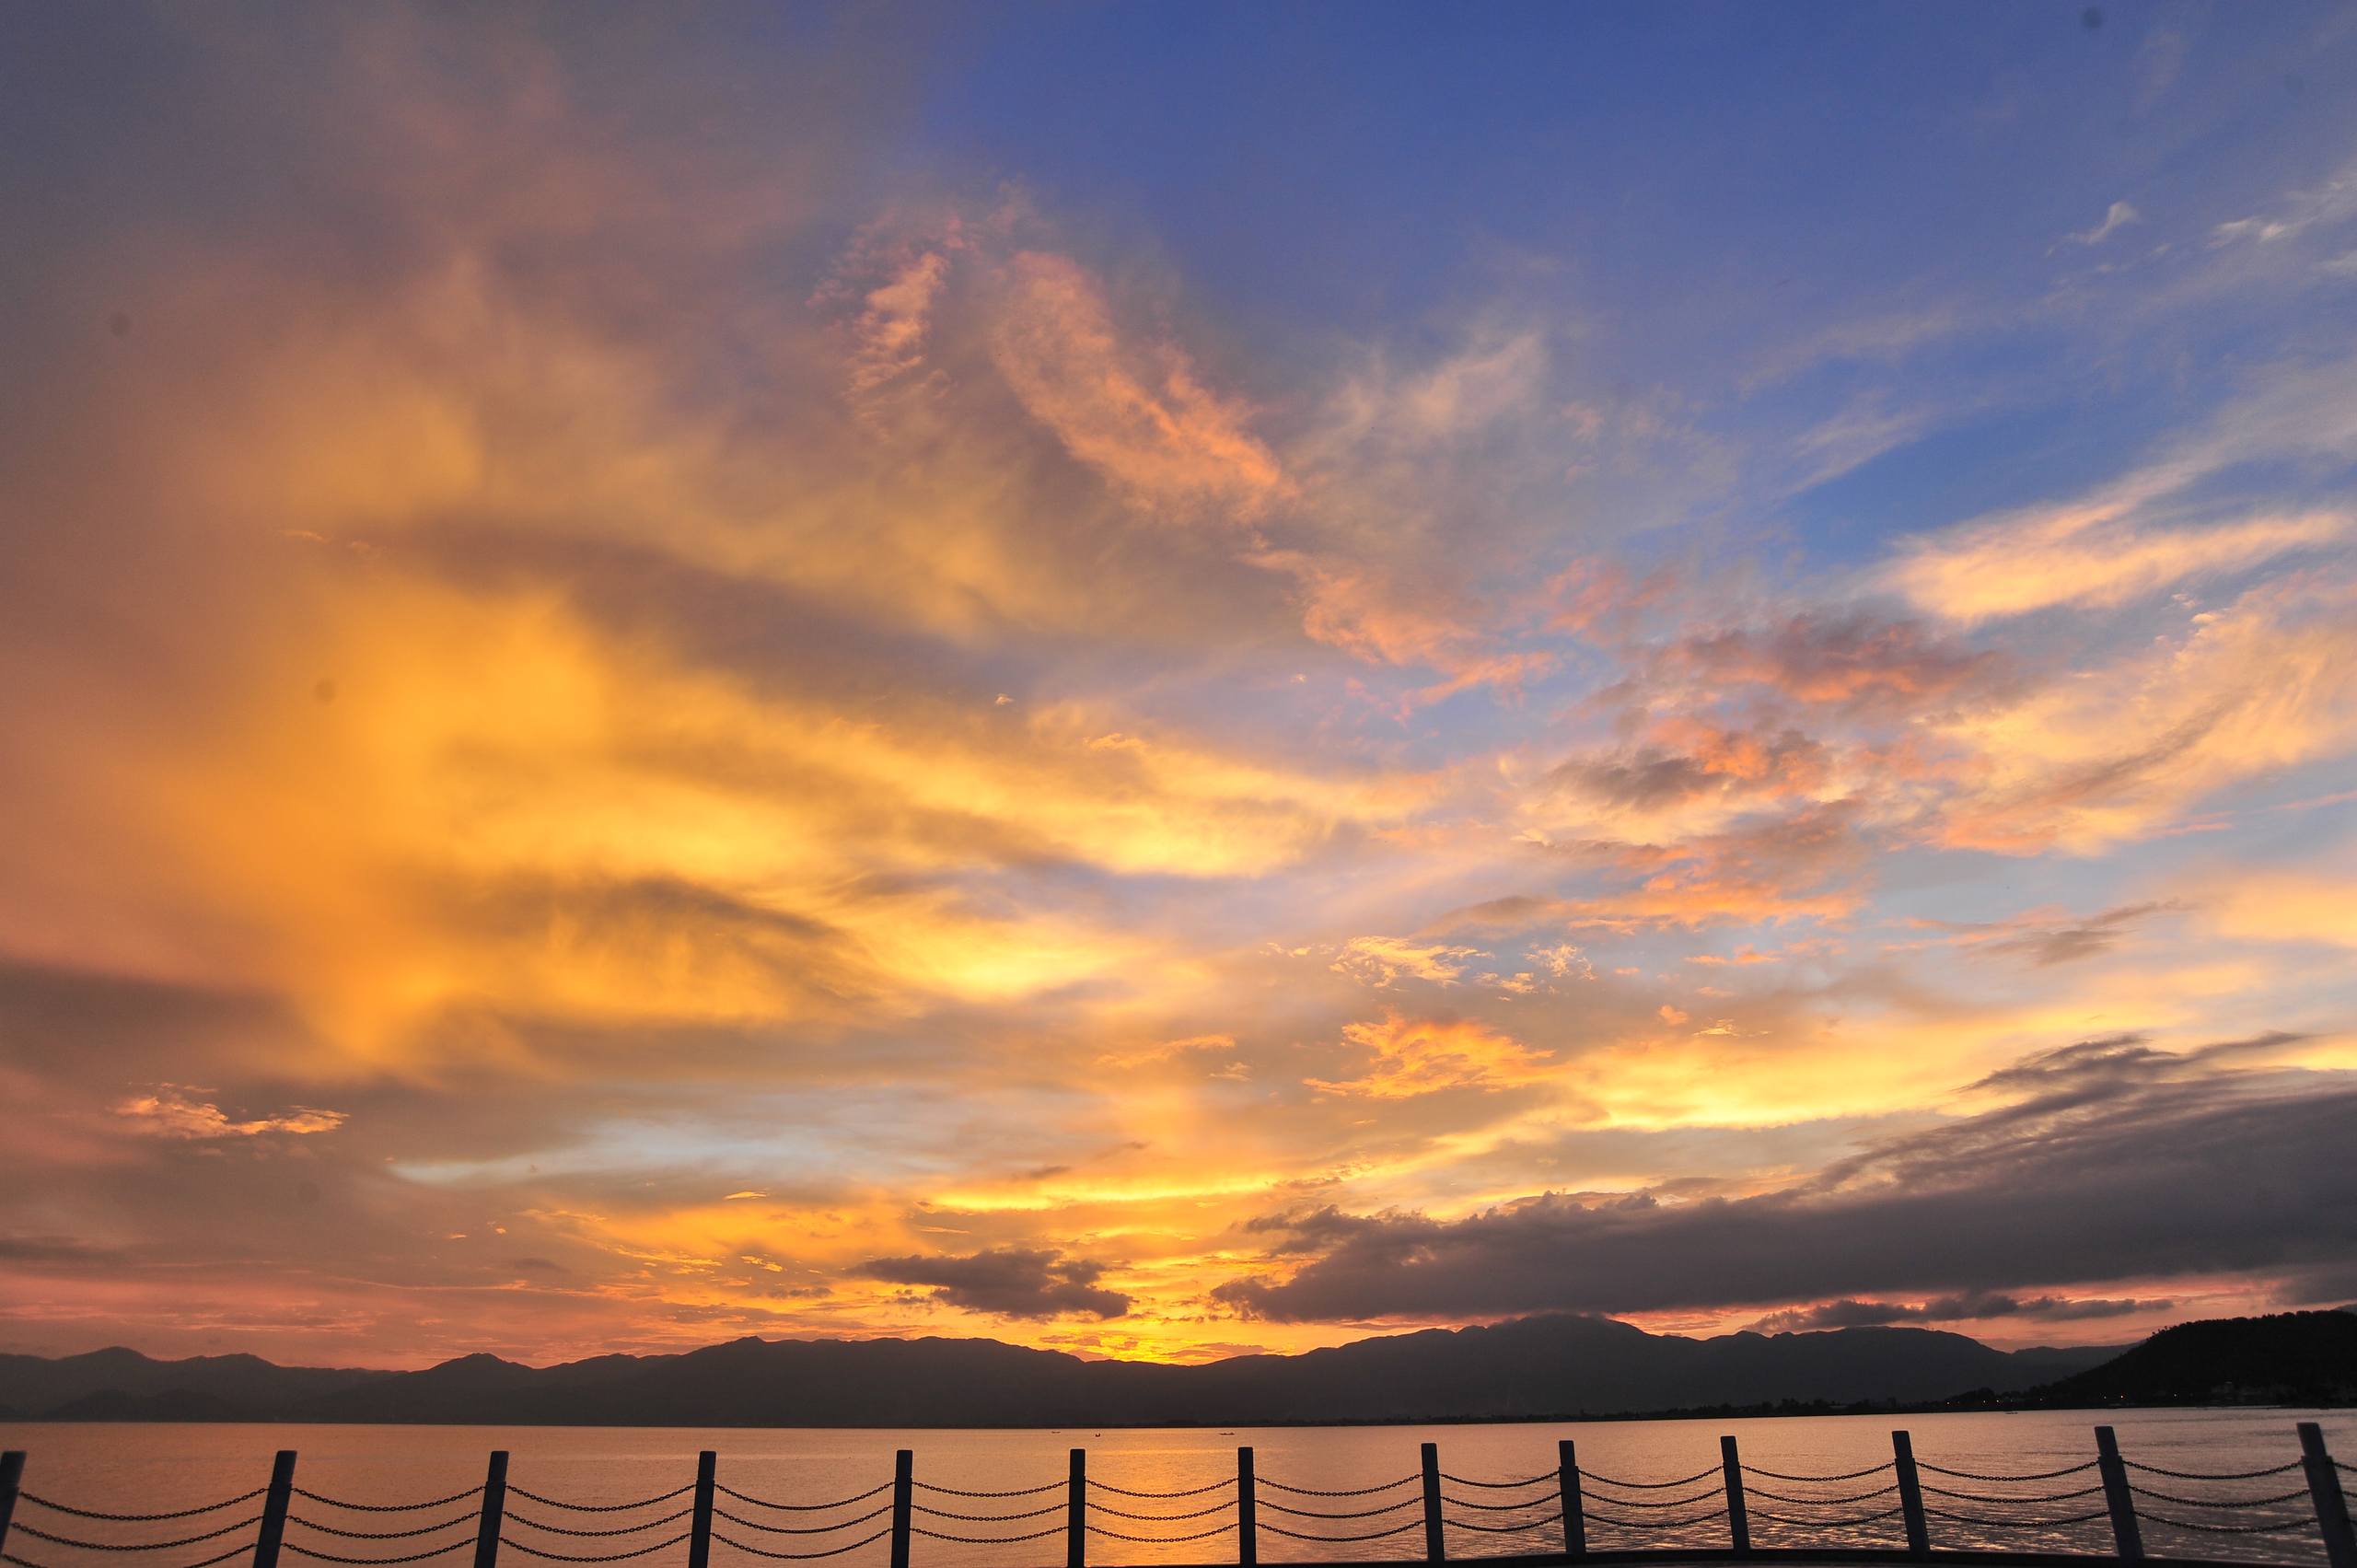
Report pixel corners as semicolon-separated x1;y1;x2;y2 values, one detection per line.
254;1450;297;1568
1893;1430;1929;1560
1066;1447;1086;1568
1721;1435;1750;1556
1557;1439;1585;1560
0;1451;24;1563
888;1450;912;1568
2301;1423;2355;1568
1420;1441;1445;1563
1237;1446;1256;1568
2094;1427;2142;1563
688;1451;716;1568
472;1451;507;1568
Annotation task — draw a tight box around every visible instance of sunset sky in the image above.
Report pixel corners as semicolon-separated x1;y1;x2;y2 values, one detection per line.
4;3;2356;1369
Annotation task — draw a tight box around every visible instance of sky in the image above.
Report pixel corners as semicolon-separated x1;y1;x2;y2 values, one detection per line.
2;2;2355;1370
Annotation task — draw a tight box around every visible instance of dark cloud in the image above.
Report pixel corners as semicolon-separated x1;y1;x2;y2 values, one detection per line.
1746;1292;2167;1332
2030;1295;2166;1321
1430;798;1874;935
1557;751;1725;810
1981;904;2160;966
2275;1262;2357;1309
859;1247;1132;1319
1911;903;2174;967
1425;894;1573;933
1958;1029;2295;1099
1666;613;1999;711
0;1234;112;1263
0;958;314;1086
1215;1034;2353;1322
1550;727;1829;811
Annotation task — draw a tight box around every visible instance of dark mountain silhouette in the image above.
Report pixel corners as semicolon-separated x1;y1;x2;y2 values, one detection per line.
0;1346;389;1413
2003;1345;2121;1380
1;1313;2124;1426
2029;1311;2357;1407
40;1387;255;1423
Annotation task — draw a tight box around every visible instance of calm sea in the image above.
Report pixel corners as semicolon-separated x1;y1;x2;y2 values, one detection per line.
4;1409;2352;1567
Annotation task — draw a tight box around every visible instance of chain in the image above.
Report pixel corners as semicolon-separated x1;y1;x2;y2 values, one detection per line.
1749;1505;1907;1527
495;1532;692;1562
20;1491;267;1522
1257;1518;1424;1542
282;1540;474;1565
285;1514;480;1540
712;1485;889;1515
1084;1522;1237;1544
711;1506;891;1537
294;1491;485;1516
503;1510;695;1539
1255;1474;1416;1497
1085;1478;1231;1499
9;1516;261;1551
709;1527;892;1560
1579;1467;1720;1491
502;1489;692;1516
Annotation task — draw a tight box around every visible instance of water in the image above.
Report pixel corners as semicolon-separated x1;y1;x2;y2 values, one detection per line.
4;1409;2351;1568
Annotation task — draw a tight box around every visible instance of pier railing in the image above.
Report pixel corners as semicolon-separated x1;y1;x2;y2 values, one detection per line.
2;1423;2351;1568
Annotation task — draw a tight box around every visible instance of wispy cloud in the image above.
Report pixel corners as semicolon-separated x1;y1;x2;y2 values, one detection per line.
2059;200;2142;250
1882;357;2357;622
116;1087;346;1141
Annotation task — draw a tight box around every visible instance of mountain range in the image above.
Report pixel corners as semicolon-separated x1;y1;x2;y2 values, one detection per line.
6;1310;2351;1427
0;1312;2127;1426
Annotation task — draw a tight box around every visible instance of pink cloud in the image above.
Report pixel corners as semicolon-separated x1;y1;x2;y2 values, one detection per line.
988;251;1291;518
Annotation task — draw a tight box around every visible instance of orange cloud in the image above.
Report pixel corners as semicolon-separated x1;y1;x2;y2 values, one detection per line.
1666;613;1993;705
115;1089;347;1141
1330;935;1486;988
1889;505;2346;623
1884;360;2357;622
989;250;1291;518
1306;1013;1559;1098
1929;573;2357;852
2197;867;2357;948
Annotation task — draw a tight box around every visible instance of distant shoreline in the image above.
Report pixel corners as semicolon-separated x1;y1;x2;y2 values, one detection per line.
6;1398;2348;1431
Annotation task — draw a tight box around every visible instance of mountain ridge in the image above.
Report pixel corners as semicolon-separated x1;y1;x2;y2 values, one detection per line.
0;1311;2129;1426
2034;1310;2357;1407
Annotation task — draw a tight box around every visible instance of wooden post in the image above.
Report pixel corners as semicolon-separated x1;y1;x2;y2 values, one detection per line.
2300;1423;2355;1568
0;1451;25;1563
2094;1426;2143;1563
254;1451;297;1568
1721;1436;1750;1557
1237;1446;1256;1568
1893;1431;1930;1560
688;1452;716;1568
1067;1447;1086;1568
1420;1441;1446;1564
889;1451;912;1568
472;1451;508;1568
1558;1439;1585;1561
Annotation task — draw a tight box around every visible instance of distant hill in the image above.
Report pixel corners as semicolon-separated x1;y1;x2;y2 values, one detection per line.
2030;1311;2357;1407
0;1346;389;1414
0;1313;2119;1426
40;1387;257;1423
